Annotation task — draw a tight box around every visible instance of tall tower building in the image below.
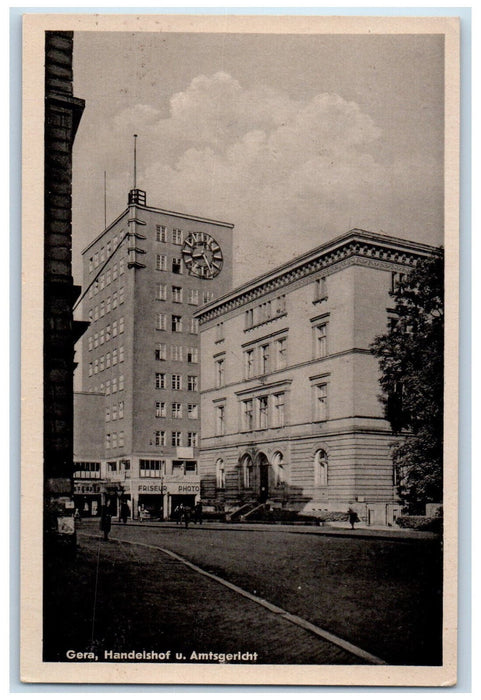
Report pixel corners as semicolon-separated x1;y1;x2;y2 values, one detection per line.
76;187;233;518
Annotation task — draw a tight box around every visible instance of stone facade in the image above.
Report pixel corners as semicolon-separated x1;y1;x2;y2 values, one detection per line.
195;229;439;525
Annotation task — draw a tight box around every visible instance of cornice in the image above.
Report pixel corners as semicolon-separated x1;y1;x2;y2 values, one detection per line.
196;230;440;324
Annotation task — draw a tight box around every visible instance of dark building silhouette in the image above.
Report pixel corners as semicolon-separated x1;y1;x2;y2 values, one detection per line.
44;31;85;525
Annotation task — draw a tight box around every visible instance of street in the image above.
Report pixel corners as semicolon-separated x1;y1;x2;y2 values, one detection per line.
44;521;442;666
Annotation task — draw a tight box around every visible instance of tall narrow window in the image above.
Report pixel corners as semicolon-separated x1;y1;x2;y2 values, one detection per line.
314;449;328;486
187;375;198;391
187;432;198;447
155;343;167;361
172;286;183;303
172;374;182;390
187;347;198;363
155;373;166;390
216;459;225;489
156;283;167;300
172;257;182;274
273;393;285;427
315;384;328;421
190;318;199;334
155;401;166;418
216;405;225;436
244;349;254;379
172;315;183;332
172;402;182;418
156;313;167;331
155;431;166;447
315;323;327;358
258;396;269;429
187;403;198;419
172;228;183;245
156;254;167;271
188;289;199;305
242;399;254;431
215;358;225;388
276;337;287;369
156;224;167;242
260;344;270;374
171;431;182;447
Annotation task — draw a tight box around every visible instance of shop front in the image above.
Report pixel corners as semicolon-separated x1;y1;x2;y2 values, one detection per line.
73;481;102;517
131;477;201;520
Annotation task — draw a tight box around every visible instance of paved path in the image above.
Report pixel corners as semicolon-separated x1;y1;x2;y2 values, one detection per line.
97;518;438;541
79;533;383;666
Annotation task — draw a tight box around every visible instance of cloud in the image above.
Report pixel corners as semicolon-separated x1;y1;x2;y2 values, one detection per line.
75;72;442;284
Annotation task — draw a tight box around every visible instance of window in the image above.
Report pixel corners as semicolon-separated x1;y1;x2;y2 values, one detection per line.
244;349;254;379
112;348;118;365
203;291;214;304
172;315;183;332
112;263;118;280
105;325;111;342
315;277;327;301
275;295;286;315
155;373;166;389
106;296;111;313
88;363;93;377
172;257;182;274
94;359;99;375
245;308;254;329
112;320;118;337
172;286;183;303
88;336;93;352
272;451;285;486
275;337;287;369
112;404;117;421
172;402;182;419
172;228;183;245
242;455;253;489
172;374;182;390
119;317;124;334
105;352;111;368
187;375;198;391
156;313;167;331
118;431;125;448
140;459;165;478
314;449;328;486
391;271;407;293
106;241;111;256
156;283;167;300
171;345;183;361
156;224;167;242
315;323;327;358
119;346;124;363
94;252;99;268
119;375;124;391
105;380;110;395
100;300;105;317
99;274;105;290
112;377;117;394
105;408;110;422
260;344;270;374
155;401;166;418
156;254;167;271
315;384;328;421
242;399;254;431
155;431;166;447
118;401;124;419
216;405;225;435
216;322;224;342
106;268;111;286
100;247;105;263
187;432;198;447
187;347;198;363
187;403;198;419
258;396;269;429
216;459;225;489
99;329;104;345
273;393;285;428
155;343;167;361
105;433;111;449
112;291;118;309
119;287;124;304
94;306;99;321
188;289;199;305
190;318;199;334
99;355;105;372
215;358;225;388
171;431;182;447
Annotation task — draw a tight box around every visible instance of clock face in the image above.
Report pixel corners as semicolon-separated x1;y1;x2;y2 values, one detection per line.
181;232;224;279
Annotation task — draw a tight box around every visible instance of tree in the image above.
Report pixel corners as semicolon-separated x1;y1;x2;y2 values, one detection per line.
371;251;444;514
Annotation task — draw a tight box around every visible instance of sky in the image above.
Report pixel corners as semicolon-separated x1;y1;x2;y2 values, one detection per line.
71;31;444;286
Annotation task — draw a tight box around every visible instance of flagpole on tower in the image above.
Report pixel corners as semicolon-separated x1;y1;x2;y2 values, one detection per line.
133;134;138;189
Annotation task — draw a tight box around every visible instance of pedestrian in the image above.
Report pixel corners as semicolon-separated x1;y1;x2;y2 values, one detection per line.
193;501;203;525
183;505;191;529
138;505;146;522
347;507;359;530
100;505;112;541
120;502;130;525
174;503;183;525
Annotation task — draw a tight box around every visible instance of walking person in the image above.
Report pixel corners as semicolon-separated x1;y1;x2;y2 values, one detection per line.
120;501;130;525
183;505;191;529
100;504;112;541
347;507;359;530
193;501;203;525
174;503;183;525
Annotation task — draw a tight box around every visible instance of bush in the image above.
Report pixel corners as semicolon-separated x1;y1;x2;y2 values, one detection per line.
316;511;350;523
396;516;443;533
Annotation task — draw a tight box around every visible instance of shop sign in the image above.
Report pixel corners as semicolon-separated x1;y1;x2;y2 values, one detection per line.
167;481;200;495
138;483;167;493
74;482;101;494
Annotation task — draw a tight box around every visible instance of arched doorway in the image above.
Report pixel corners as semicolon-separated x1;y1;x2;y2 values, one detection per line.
257;452;269;502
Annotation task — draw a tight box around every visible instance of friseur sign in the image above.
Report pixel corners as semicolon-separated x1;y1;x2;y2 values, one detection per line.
136;480;200;495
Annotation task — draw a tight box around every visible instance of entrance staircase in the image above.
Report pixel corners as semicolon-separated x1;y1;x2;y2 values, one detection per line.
226;502;258;522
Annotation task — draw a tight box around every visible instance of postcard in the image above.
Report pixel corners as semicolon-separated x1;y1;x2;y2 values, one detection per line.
21;12;459;686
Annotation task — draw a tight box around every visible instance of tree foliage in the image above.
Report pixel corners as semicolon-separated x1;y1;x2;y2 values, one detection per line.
371;251;444;514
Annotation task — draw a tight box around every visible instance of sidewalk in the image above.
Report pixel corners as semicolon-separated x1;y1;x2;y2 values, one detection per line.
98;518;439;541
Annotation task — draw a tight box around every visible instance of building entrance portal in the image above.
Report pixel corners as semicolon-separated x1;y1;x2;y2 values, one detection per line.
258;453;269;503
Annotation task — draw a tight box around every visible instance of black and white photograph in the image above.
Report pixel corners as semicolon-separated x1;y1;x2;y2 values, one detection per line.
21;13;460;686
